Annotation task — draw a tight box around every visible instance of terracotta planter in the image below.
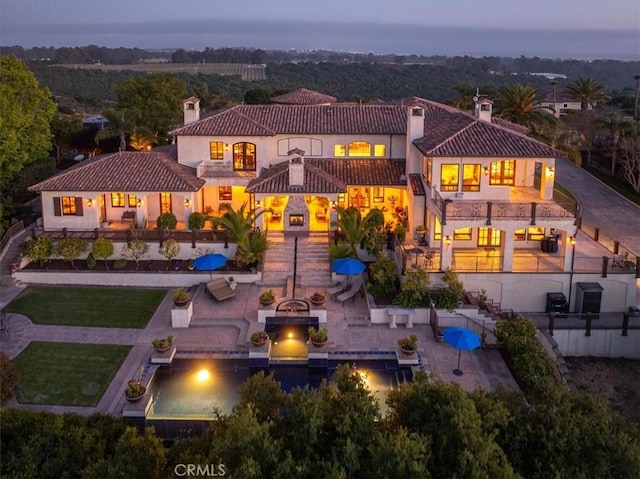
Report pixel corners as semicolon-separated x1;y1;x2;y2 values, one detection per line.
311;339;328;348
260;299;275;307
173;299;190;307
154;345;171;353
125;392;145;402
310;296;325;306
251;339;268;347
400;347;417;355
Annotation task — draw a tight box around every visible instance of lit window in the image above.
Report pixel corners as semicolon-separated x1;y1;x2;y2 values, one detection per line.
440;164;459;192
128;194;137;207
490;160;515;185
372;187;384;203
424;157;432;186
514;228;526;241
373;144;386;157
233;142;256;171
434;217;442;241
478;228;501;246
61;196;77;215
219;186;232;201
454;227;472;240
348;142;371;157
462;164;480;192
334;144;346;157
160;193;172;214
111;193;125;207
210;141;224;160
527;227;545;241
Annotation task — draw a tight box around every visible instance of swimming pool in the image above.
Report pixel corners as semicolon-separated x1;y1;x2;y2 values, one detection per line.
147;357;413;420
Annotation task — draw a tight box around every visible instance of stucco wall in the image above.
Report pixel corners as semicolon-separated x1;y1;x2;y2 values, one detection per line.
551;329;640;358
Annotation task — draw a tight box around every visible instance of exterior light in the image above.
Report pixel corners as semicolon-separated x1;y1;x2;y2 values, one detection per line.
137;199;143;207
196;369;210;382
184;199;190;208
483;166;489;176
548;167;555;176
569;236;576;246
255;199;262;208
86;198;93;207
444;235;452;246
224;143;230;151
331;200;337;208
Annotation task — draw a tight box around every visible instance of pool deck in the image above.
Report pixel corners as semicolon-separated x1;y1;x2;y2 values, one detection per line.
0;280;518;417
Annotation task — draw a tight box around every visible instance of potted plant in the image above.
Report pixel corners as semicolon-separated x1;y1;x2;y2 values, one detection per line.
308;326;328;347
259;289;275;306
125;379;146;402
398;334;418;354
310;291;326;306
172;288;190;306
228;276;237;290
435;328;444;342
187;259;194;270
250;330;269;347
152;335;173;353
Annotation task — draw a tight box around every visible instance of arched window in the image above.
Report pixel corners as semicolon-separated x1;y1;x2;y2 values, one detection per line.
233;142;256;171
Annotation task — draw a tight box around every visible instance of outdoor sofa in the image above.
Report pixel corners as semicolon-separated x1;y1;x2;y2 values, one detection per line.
205;278;237;302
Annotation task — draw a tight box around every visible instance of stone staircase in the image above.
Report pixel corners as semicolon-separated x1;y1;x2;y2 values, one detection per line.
260;232;332;287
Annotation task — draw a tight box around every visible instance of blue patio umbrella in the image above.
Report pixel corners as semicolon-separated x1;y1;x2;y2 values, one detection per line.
331;258;365;285
193;254;227;279
443;326;481;376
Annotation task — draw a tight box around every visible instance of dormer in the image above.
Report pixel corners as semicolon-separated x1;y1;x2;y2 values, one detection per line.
474;96;493;123
183;96;200;125
288;148;306;186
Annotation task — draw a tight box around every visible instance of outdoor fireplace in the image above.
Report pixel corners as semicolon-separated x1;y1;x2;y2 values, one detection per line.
289;214;304;227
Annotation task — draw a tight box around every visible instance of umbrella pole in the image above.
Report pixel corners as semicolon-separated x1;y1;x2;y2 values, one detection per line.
454;349;463;376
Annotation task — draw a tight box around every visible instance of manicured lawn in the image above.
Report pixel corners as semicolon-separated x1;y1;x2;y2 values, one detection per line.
13;342;132;407
6;286;167;328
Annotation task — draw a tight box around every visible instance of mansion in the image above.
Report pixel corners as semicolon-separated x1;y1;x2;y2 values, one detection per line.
29;89;636;313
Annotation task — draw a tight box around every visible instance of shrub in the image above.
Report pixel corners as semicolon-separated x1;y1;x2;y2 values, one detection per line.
329;241;352;262
23;236;52;267
91;237;114;269
367;252;398;297
121;240;150;269
394;268;430;307
86;252;97;269
112;259;127;270
496;317;556;390
395;224;406;243
156;212;177;230
0;353;19;405
54;237;88;267
259;289;275;303
158;239;180;268
171;288;190;303
441;269;464;301
308;326;328;343
397;334;418;351
188;212;205;230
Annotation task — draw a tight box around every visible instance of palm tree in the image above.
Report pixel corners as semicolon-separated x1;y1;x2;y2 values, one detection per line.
565;77;609;111
332;207;384;257
634;74;640;121
449;83;476;112
129;128;157;152
94;107;140;152
495;84;558;134
212;202;266;264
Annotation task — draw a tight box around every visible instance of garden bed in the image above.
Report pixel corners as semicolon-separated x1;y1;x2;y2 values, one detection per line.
22;259;254;273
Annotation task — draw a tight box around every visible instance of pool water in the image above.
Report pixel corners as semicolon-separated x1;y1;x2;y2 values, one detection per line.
147;358;412;419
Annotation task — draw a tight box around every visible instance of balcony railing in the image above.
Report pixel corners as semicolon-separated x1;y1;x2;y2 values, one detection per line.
442;200;576;225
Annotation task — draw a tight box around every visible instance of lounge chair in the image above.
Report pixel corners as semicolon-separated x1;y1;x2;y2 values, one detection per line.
326;278;347;299
205;278;237;302
336;276;364;304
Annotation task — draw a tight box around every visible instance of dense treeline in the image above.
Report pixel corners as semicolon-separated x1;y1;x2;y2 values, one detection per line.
24;59;638;112
2;366;639;478
0;45;166;64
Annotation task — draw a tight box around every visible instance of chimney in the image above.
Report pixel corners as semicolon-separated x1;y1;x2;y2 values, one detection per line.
288;148;306;186
183;97;200;125
474;94;493;123
405;105;425;174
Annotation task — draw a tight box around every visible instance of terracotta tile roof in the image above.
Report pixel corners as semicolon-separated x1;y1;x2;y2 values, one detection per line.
414;117;559;158
246;158;407;194
271;88;337;105
29;146;205;192
246;161;346;194
170;104;407;136
308;158;407;186
409;174;425;196
491;117;528;134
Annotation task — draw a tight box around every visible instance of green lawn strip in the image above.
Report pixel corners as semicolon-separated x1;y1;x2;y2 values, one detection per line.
13;342;132;407
6;286;167;328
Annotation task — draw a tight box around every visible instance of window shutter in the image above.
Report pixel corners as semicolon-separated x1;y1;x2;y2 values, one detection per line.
75;197;83;216
53;197;61;216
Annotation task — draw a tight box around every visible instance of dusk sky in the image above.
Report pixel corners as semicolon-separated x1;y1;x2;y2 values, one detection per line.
1;0;639;59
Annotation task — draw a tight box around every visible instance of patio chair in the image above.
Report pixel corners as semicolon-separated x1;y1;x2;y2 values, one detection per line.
336;276;364;304
326;278;347;299
205;278;237;302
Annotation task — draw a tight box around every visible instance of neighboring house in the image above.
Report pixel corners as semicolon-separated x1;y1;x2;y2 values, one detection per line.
538;91;583;117
29;89;636;312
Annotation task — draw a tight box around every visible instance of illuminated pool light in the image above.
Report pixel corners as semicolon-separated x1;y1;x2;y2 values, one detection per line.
196;369;210;382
